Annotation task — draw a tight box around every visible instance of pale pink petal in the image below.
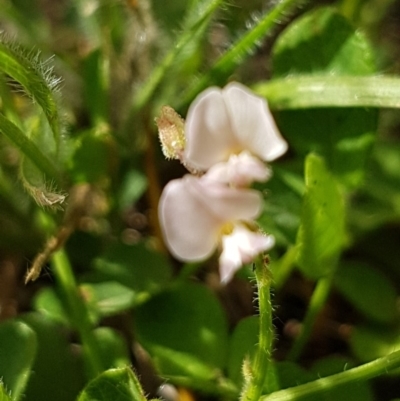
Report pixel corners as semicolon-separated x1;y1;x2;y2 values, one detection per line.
159;177;220;261
159;175;263;261
223;82;288;162
219;225;275;283
205;151;271;187
183;87;239;170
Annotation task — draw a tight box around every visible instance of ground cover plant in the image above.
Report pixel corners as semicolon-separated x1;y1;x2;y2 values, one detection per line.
1;0;400;400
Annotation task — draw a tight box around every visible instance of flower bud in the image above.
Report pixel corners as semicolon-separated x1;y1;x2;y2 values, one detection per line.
155;106;185;160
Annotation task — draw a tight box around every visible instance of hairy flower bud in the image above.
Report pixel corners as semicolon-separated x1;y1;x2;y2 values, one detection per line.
155;106;185;160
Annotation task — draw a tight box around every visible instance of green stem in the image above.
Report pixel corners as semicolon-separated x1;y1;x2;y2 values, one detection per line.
261;349;400;401
51;248;103;377
179;0;306;108
287;273;334;361
240;257;274;401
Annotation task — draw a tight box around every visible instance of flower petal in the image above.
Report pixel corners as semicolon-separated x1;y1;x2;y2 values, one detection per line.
205;151;271;187
222;82;288;162
184;87;239;170
159;175;263;261
159;176;220;261
219;225;275;283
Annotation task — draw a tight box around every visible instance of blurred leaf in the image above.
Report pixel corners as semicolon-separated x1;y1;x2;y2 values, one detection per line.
118;170;148;212
227;316;259;387
296;154;345;279
350;325;400;362
81;281;136;317
0;320;37;400
144;345;218;381
82;49;107;125
77;367;147;401
69;128;116;184
20;313;85;401
93;327;130;370
310;357;373;401
258;164;303;247
93;242;172;302
134;282;228;380
334;261;398;324
271;6;378;188
275;361;314;390
272;7;375;76
255;75;400;110
34;287;69;326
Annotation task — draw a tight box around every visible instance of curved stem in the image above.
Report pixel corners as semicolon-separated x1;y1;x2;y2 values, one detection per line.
51;248;104;377
261;349;400;401
240;257;274;401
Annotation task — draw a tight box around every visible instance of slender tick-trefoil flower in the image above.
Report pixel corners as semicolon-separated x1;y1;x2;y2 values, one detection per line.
157;82;287;282
183;82;288;171
159;174;274;282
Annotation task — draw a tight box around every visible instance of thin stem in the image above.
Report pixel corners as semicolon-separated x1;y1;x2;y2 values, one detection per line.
287;273;334;361
240;257;274;401
51;248;104;377
261;349;400;401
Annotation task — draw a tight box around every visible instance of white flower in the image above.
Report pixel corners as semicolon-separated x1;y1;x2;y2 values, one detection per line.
159;174;274;281
220;225;275;283
183;82;288;171
205;151;271;187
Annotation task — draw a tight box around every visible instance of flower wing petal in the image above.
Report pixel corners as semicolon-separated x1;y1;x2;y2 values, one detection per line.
184;87;238;170
159;176;220;261
219;226;275;283
205;151;271;187
223;82;288;162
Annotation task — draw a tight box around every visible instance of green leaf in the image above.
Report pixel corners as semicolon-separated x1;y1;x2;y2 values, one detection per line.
81;281;136;317
254;75;400;110
258;164;303;247
93;328;130;370
20;313;85;401
350;325;400;362
227;316;259;387
118;170;148;212
69;129;112;184
0;320;37;400
296;154;345;279
275;361;315;390
0;38;61;146
93;242;172;304
77;367;147;401
334;261;398;324
134;282;228;379
33;287;69;326
272;7;375;76
271;7;378;188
